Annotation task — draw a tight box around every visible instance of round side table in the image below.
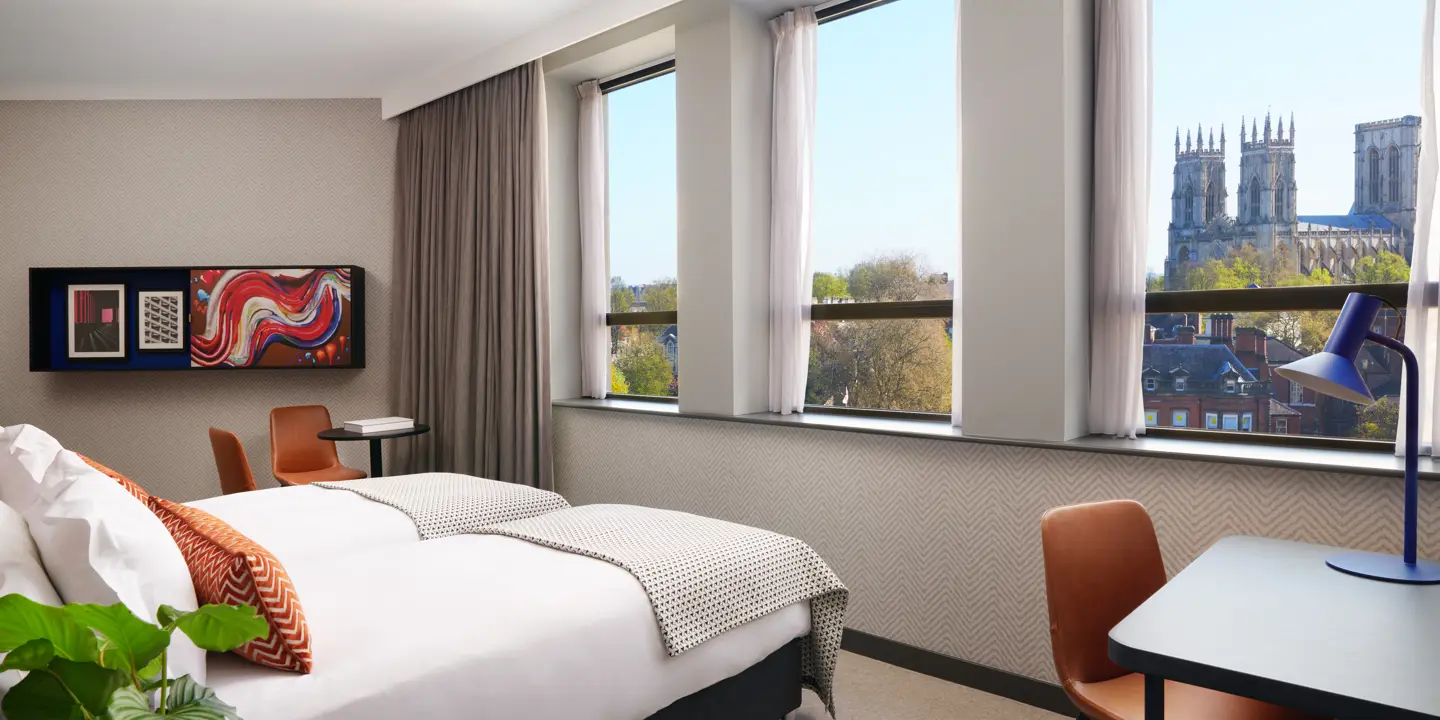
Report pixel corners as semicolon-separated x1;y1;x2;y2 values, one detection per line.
318;423;430;478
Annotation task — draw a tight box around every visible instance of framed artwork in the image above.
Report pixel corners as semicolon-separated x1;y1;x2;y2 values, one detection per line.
138;290;185;351
189;267;354;368
67;284;126;359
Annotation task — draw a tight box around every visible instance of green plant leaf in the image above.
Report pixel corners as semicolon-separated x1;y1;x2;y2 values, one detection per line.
165;676;241;720
0;667;85;720
172;605;267;652
0;638;55;672
156;605;184;630
50;657;128;717
138;654;165;682
0;595;97;662
106;686;161;720
64;603;169;676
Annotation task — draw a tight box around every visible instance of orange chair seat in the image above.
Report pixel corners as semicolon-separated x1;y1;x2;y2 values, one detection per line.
1071;672;1316;720
274;465;366;486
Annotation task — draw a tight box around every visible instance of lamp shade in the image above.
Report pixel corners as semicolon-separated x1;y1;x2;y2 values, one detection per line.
1274;352;1375;405
1274;292;1383;406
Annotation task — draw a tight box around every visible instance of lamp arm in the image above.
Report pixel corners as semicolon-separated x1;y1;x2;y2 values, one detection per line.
1366;331;1420;565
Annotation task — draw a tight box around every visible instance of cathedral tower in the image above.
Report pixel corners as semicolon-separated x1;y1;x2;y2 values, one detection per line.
1354;115;1421;259
1166;122;1227;287
1237;111;1298;256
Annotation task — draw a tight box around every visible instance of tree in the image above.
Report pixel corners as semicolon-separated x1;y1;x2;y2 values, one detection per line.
1146;275;1165;292
641;279;678;312
813;272;851;301
614;338;674;396
610;276;635;313
1353;250;1410;284
1354;396;1399;440
847;254;947;302
610;364;630;394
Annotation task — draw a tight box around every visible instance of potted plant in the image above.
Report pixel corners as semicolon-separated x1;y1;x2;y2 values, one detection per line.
0;593;267;719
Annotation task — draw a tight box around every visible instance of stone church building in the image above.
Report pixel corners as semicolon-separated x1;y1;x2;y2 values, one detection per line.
1163;113;1420;288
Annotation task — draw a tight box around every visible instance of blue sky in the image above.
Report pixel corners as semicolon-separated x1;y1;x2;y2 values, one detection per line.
607;0;1423;285
1151;0;1423;274
608;0;957;287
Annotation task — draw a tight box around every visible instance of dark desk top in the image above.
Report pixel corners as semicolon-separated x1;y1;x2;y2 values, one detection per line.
1110;536;1440;719
318;423;430;442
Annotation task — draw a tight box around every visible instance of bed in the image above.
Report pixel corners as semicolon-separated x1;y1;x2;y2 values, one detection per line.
188;487;814;719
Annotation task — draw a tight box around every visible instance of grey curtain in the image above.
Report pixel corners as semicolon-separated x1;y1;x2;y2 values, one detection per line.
392;61;553;490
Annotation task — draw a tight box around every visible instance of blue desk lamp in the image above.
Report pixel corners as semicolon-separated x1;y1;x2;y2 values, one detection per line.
1275;292;1440;584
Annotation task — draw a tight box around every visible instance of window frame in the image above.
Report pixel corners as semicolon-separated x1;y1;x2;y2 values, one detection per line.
603;60;681;402
1145;282;1410;450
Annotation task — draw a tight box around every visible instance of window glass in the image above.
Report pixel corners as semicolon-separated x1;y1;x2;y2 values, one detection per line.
1145;410;1159;427
1172;410;1188;427
1147;0;1421;442
606;71;678;397
1205;412;1219;430
805;0;956;414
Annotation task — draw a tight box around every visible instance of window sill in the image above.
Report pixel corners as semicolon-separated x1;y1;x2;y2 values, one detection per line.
553;397;1440;482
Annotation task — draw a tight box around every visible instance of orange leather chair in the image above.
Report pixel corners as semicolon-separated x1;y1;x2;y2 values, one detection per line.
269;406;366;486
1041;500;1315;720
208;428;258;495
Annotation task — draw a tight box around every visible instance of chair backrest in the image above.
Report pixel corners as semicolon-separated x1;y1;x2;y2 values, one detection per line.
1041;499;1167;686
208;427;257;495
269;405;340;474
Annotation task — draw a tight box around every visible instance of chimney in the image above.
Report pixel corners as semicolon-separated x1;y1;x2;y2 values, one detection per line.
1235;328;1270;382
1177;326;1196;345
1209;313;1235;346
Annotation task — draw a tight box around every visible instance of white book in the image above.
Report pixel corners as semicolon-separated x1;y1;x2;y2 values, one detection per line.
344;417;415;434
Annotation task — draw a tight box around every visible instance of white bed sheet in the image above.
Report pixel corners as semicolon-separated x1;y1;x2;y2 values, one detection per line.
186;485;419;563
208;534;811;720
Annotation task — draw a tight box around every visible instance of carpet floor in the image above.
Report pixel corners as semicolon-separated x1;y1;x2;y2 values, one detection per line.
793;651;1069;720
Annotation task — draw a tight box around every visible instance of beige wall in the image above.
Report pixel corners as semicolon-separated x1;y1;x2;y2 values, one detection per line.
0;100;397;501
554;406;1439;683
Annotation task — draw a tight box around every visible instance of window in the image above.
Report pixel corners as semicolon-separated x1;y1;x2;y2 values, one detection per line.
604;62;679;398
1145;410;1159;427
1173;378;1186;392
1148;0;1421;447
1172;410;1189;427
1144;377;1158;392
1184;183;1194;224
1389;145;1401;203
1369;147;1381;204
806;0;956;415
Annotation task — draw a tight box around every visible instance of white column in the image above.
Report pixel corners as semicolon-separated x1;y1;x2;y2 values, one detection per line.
675;0;773;415
960;0;1094;441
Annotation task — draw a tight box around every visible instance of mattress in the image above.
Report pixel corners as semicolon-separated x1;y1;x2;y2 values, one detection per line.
207;535;812;720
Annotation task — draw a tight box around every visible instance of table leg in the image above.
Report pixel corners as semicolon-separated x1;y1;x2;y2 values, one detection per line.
1144;674;1164;720
369;439;383;478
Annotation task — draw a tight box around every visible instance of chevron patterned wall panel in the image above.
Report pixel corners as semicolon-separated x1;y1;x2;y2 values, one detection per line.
0;100;396;502
554;407;1440;683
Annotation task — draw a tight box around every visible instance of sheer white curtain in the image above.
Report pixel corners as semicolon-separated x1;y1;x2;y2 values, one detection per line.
577;80;610;399
1403;0;1440;456
951;0;962;428
768;8;819;414
1088;0;1152;438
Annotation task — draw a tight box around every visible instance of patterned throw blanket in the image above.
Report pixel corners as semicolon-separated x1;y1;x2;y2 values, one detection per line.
315;478;847;716
314;473;571;538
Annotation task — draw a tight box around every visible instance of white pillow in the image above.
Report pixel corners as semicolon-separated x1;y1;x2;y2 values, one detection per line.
0;500;63;694
1;435;207;685
0;424;65;512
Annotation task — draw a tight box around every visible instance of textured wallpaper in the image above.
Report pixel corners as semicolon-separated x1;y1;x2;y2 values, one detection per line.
553;407;1439;683
0;100;397;501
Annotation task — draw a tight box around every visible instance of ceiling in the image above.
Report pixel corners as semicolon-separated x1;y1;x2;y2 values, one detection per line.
0;0;616;101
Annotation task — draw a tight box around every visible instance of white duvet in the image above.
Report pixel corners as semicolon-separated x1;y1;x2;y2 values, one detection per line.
189;486;812;720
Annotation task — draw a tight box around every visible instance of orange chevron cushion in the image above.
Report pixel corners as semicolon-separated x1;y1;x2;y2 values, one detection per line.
77;454;149;503
149;498;312;673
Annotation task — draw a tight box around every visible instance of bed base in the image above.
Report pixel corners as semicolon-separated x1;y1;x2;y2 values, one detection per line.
645;638;803;720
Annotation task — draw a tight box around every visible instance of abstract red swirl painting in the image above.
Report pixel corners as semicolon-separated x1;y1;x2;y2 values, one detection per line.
189;268;354;368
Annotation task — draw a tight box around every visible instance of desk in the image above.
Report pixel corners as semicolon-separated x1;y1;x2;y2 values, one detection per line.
1109;536;1440;719
318;424;429;478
